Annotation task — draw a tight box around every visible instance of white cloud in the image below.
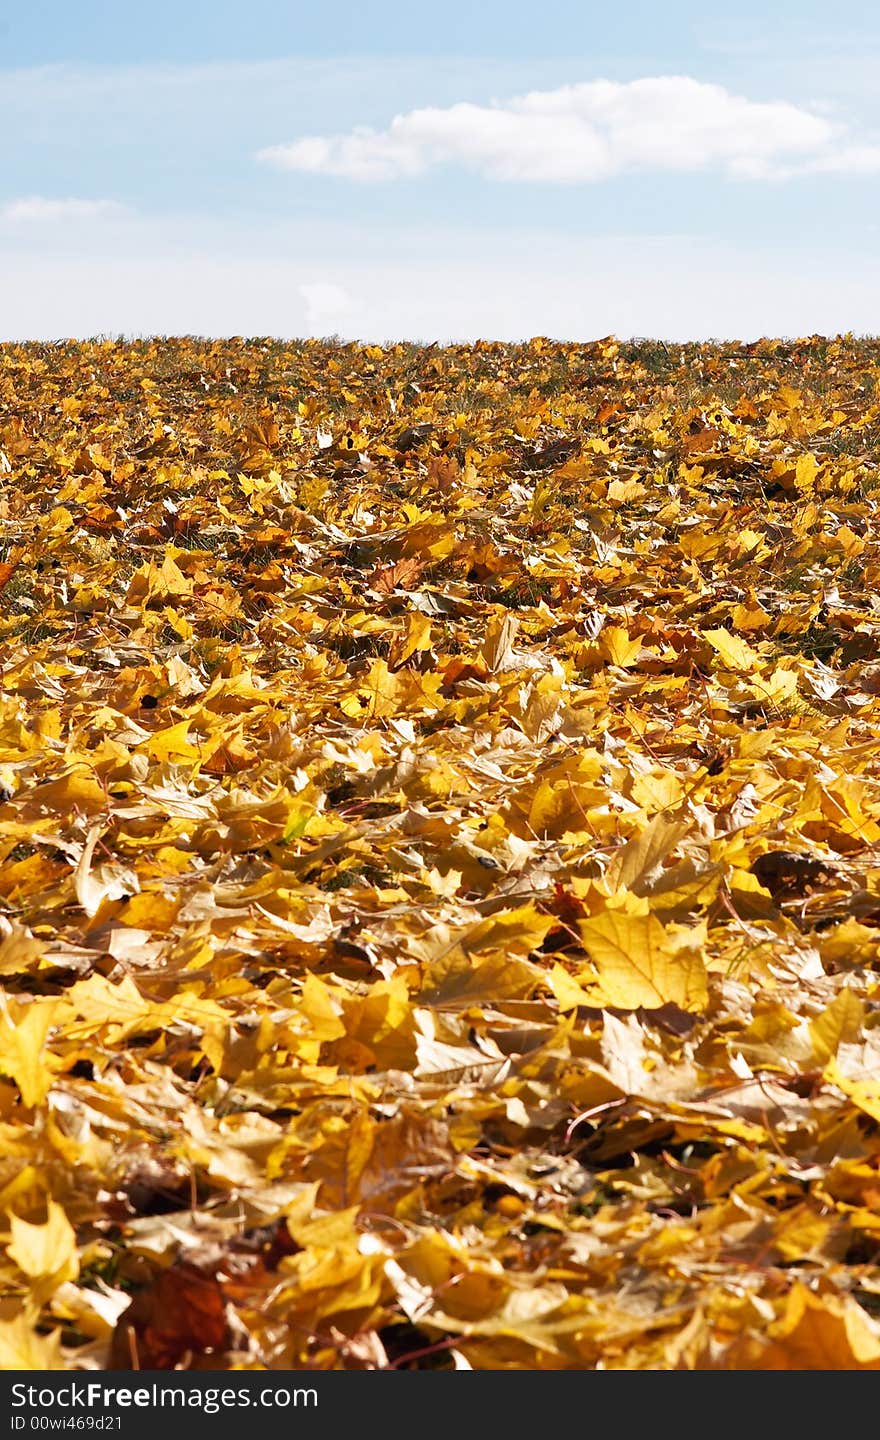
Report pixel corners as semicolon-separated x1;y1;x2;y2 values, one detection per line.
257;75;880;183
299;281;353;335
0;196;127;223
1;224;879;343
804;143;880;176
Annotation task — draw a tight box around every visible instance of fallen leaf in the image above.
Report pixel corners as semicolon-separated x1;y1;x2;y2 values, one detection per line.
580;906;708;1012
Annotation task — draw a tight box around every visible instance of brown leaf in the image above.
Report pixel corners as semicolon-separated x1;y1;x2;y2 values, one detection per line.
369;556;425;594
749;850;837;898
0;548;24;596
426;454;460;492
109;1263;229;1369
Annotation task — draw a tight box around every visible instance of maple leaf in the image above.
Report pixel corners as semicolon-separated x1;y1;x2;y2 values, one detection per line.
0;1314;65;1370
109;1263;228;1369
7;1200;79;1286
0;547;24;596
341;658;401;718
700;1285;880;1370
5;331;880;1371
0;999;61;1106
369;556;425;593
580;906;708;1012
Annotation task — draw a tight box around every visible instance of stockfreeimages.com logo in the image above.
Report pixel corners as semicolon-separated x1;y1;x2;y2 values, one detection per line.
11;1383;318;1419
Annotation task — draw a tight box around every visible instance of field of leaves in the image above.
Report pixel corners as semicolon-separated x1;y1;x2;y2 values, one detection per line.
2;333;880;1370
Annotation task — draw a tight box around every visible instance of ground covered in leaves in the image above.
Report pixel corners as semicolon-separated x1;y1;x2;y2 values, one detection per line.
3;333;880;1370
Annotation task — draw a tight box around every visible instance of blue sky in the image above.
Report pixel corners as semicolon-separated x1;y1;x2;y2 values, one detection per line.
2;1;880;339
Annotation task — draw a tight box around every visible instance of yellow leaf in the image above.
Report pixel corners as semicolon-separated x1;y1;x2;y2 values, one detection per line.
824;1060;880;1123
341;659;400;719
63;972;148;1037
818;777;880;846
773;1205;832;1263
0;920;44;977
732;528;771;563
547;963;594;1012
527;779;574;838
607;477;647;503
703;627;762;672
401;517;455;561
420;950;540;1005
679;529;723;560
646;858;722;916
163;605;194;641
30;769;109;816
288;1204;363;1250
817;918;878;969
115;891;180;930
63;974;226;1072
299;974;347;1043
731;598;771;631
420;865;462;897
518;672;563;741
810;987;864;1065
41;505;74;536
7;1199;79;1283
599;625;643;668
34;709;63;742
750;664;799;708
0;1313;65;1369
463;902;555;958
836;524;865;559
630;770;684;813
139;720;202;762
747;1284;880;1370
795;452;819;492
482;614;519;672
127;551;193;604
161;994;228;1075
774;382;802;411
0;999;60;1106
604;813;689;895
340;976;414;1067
398;612;433;662
580;908;708;1012
394;668;444;714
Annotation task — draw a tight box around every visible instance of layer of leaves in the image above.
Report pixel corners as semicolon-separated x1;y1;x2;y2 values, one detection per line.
3;333;880;1370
